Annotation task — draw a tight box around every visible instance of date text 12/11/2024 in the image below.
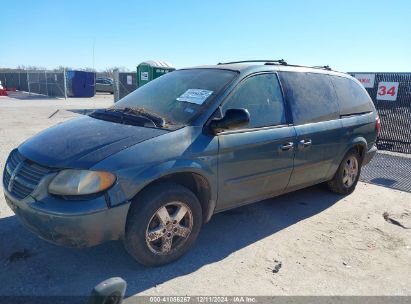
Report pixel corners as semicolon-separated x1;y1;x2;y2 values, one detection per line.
149;296;257;303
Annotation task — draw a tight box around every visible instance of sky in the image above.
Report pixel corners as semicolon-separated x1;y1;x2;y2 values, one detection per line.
1;0;410;72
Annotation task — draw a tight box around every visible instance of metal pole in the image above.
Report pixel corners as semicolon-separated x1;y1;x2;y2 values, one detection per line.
92;38;95;71
63;68;67;100
113;68;119;103
45;70;48;96
27;71;31;95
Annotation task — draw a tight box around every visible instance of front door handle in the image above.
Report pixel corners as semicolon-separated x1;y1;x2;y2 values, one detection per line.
280;142;294;151
299;139;312;149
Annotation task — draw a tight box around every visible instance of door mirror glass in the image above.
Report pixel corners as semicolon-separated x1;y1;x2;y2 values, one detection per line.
209;108;250;134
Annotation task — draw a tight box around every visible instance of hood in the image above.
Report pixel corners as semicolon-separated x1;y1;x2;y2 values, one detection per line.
19;116;169;168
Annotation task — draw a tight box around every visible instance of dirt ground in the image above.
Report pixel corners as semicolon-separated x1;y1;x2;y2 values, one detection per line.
0;92;410;297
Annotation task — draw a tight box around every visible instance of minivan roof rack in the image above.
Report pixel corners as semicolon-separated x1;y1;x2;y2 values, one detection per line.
311;65;332;71
217;59;288;65
217;60;334;72
268;63;333;71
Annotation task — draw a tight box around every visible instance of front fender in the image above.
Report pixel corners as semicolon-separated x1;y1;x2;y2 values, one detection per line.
92;126;219;207
106;158;217;208
134;158;216;197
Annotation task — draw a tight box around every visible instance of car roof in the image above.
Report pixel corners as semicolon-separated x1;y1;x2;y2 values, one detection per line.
182;62;351;79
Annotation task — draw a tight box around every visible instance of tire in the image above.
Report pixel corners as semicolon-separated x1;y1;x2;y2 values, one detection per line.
124;182;202;266
327;149;362;195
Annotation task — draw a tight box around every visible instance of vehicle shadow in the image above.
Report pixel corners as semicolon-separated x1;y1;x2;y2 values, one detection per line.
0;185;342;297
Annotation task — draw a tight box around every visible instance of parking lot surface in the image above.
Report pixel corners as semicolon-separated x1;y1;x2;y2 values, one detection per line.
0;93;410;297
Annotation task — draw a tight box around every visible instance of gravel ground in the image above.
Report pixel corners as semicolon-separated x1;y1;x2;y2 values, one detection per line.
0;92;410;297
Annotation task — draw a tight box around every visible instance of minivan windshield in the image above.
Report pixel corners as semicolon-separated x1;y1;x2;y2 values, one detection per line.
112;69;237;126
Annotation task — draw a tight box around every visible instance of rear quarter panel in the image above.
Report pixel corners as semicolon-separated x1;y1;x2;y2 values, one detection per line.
329;112;376;178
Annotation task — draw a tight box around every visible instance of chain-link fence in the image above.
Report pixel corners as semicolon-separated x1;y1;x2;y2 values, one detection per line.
351;72;411;154
0;70;67;98
113;69;137;102
0;72;30;92
0;69;99;98
28;71;66;97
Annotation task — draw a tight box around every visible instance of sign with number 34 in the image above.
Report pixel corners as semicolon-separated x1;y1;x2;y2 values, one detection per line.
376;82;399;101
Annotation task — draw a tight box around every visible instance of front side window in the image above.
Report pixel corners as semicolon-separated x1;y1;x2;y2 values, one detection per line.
114;69;237;125
221;73;287;129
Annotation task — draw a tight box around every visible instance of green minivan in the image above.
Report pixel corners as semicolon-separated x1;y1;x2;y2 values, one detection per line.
3;60;379;266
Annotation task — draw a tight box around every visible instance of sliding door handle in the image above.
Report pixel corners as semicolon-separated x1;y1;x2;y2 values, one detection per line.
299;139;312;149
280;142;294;151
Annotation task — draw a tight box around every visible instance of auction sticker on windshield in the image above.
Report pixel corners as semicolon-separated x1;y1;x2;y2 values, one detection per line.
177;89;213;105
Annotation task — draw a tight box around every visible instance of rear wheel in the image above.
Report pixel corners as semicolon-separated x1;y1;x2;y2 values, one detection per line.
327;149;362;195
124;182;202;266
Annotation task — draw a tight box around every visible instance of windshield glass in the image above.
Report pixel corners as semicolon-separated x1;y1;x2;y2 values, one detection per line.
113;69;237;125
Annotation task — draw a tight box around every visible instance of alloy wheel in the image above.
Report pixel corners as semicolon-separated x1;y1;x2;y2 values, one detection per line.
145;201;193;255
342;156;359;188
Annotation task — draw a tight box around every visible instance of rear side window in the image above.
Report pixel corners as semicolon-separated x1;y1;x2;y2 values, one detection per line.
331;76;373;115
221;73;286;128
278;72;339;124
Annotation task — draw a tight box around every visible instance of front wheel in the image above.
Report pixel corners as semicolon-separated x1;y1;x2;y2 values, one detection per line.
327;149;362;195
124;182;202;266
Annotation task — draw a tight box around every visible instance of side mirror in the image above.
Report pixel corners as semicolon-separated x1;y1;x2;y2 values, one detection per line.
209;108;250;134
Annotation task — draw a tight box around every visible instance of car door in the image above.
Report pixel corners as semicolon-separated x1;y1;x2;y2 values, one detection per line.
278;72;344;190
215;73;296;210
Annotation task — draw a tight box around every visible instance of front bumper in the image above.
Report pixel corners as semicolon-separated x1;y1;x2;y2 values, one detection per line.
4;189;129;248
363;145;378;165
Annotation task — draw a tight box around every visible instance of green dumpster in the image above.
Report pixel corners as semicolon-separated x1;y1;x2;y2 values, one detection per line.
137;60;175;87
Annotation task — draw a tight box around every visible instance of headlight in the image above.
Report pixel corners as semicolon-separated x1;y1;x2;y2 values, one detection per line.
48;170;116;196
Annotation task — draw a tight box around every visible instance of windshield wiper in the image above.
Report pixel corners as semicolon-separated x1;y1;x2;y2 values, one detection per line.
89;108;160;128
116;107;166;127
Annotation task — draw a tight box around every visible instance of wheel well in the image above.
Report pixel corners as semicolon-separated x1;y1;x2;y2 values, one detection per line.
134;172;213;223
354;143;365;160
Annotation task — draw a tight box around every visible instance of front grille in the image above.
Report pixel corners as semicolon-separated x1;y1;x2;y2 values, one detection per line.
3;149;51;200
